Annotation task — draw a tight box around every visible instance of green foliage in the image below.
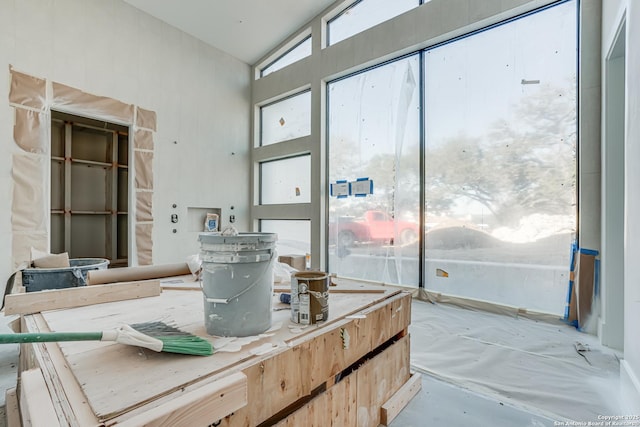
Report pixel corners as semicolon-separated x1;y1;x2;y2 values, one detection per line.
426;82;576;225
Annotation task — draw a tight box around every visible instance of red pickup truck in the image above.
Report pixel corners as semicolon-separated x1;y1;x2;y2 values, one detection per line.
329;210;419;247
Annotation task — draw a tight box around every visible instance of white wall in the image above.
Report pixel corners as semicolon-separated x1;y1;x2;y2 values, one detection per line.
600;0;626;351
622;0;640;414
0;0;251;282
601;0;640;412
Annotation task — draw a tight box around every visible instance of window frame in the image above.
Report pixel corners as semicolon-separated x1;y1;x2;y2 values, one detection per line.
260;35;313;78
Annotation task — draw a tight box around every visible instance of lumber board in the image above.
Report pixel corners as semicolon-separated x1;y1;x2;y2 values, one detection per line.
380;372;422;425
356;335;411;427
274;336;410;427
117;372;247;427
238;342;310;425
18;317;37;377
23;315;82;426
31;314;101;426
299;292;412;393
4;280;161;315
5;387;20;427
20;368;60;427
220;292;412;426
273;374;357;427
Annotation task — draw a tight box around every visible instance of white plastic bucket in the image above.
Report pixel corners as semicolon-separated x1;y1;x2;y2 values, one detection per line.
198;232;277;337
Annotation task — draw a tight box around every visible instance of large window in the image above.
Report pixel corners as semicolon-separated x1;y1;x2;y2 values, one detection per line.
327;0;577;314
261;220;311;256
260;91;311;146
328;55;421;285
261;36;312;77
260;155;311;205
256;88;312;263
327;0;420;46
423;1;577;314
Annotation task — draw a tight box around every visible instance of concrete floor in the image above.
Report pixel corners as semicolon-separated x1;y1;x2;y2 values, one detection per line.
390;373;555;427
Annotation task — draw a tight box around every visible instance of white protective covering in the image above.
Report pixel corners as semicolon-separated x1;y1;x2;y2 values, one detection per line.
410;300;623;422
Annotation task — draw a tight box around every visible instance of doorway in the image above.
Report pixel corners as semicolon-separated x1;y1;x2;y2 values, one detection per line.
50;111;130;267
600;20;626;350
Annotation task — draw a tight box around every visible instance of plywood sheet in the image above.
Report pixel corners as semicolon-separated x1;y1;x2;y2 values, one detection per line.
273;375;357;427
356;336;411;427
40;289;401;422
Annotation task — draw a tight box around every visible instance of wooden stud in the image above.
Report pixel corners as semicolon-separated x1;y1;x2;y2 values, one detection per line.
4;280;161;315
380;372;423;426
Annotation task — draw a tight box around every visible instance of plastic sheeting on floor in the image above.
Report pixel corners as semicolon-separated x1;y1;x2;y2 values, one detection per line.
410;300;622;422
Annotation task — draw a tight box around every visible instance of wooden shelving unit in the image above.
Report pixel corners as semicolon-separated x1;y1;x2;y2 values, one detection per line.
50;113;129;267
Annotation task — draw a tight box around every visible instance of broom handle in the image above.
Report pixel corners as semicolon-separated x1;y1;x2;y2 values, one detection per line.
0;332;104;344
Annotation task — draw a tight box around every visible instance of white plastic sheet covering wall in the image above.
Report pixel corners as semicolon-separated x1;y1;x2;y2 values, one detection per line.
8;66;156;268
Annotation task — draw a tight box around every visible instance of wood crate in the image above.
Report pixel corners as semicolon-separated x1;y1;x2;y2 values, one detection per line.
16;285;412;426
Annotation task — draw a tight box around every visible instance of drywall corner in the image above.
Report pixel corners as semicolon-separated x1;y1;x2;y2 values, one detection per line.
621;360;640;415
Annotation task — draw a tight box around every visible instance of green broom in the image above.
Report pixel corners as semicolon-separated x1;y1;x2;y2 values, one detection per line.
0;321;213;356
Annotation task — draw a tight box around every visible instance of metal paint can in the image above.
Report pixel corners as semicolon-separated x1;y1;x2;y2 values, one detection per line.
290;271;329;325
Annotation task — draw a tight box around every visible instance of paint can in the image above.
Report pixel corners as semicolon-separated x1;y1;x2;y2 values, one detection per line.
290;271;329;325
198;232;277;337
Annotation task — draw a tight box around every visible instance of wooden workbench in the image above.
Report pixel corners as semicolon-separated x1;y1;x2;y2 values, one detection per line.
16;283;412;426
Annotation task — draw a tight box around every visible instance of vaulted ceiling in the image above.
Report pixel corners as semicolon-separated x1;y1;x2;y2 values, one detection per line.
123;0;337;65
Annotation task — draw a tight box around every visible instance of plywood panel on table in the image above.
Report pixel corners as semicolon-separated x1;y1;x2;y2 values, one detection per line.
37;288;402;422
